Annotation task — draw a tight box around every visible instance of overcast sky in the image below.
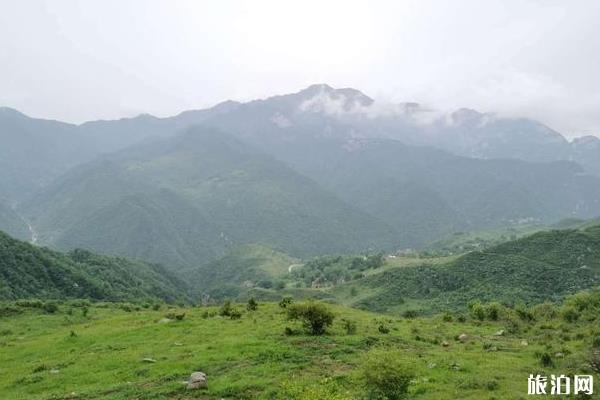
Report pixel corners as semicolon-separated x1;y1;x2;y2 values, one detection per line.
1;0;599;137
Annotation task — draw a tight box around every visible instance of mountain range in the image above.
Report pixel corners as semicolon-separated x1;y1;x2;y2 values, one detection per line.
2;84;600;270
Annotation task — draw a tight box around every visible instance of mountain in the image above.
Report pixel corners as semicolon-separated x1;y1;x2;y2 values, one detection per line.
5;84;600;264
22;127;397;268
353;224;600;312
0;230;188;301
0;202;29;241
187;86;600;246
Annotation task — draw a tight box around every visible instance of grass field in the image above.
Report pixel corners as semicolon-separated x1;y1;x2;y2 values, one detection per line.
1;300;598;399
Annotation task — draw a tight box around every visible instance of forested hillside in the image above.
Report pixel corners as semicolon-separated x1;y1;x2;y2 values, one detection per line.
353;225;600;312
0;231;188;302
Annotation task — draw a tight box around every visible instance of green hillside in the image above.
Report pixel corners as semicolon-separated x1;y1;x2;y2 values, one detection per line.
191;244;299;298
0;294;598;399
23;127;397;268
351;226;600;313
0;231;188;302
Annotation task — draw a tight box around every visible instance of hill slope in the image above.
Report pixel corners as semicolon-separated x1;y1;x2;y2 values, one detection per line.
344;225;600;312
0;231;188;302
23;127;397;268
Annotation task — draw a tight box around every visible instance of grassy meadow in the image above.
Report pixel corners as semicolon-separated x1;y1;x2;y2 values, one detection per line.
1;299;598;399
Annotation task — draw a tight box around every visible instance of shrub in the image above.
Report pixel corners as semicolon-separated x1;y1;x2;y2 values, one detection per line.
539;352;554;367
378;322;390;334
247;297;258;311
561;306;579;323
485;302;503;321
287;302;334;335
229;309;242;320
515;303;534;322
341;319;357;335
442;312;453;322
279;296;293;308
219;301;233;317
42;302;59;314
402;310;418;319
152;303;161;311
82;307;89;317
469;302;486;321
165;312;185;321
361;349;414;399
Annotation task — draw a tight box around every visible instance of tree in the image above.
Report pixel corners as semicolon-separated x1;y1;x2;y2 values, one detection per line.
287;302;334;335
247;297;258;311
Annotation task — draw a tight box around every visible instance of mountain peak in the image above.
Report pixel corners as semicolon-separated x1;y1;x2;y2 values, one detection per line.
296;84;374;114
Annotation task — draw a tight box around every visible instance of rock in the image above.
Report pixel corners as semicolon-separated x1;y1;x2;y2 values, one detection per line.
173;342;183;346
50;369;60;374
520;340;528;346
142;358;156;363
187;371;207;390
555;352;564;358
494;329;505;336
442;341;450;347
458;333;468;342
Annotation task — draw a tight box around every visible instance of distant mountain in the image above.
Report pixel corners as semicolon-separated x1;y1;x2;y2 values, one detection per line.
0;230;188;301
22;127;397;268
354;224;600;313
0;202;28;241
4;84;600;264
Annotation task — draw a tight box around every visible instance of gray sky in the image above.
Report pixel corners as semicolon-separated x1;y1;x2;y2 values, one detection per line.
1;0;599;137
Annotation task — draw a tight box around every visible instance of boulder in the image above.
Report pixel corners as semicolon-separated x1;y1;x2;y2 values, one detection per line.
458;333;468;342
187;371;207;390
493;329;505;336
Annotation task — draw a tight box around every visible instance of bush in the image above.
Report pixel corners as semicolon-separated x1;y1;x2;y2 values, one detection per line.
485;302;503;321
165;312;185;321
402;310;418;319
361;349;414;399
515;303;534;322
279;296;293;308
42;302;59;314
469;302;486;321
247;297;258;311
229;309;242;320
378;322;390;334
287;302;334;335
442;312;453;322
539;352;554;367
341;319;357;335
561;306;579;323
219;301;233;317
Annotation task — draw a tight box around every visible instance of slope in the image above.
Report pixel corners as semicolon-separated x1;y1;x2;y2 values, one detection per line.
0;231;188;302
346;225;600;313
22;127;397;268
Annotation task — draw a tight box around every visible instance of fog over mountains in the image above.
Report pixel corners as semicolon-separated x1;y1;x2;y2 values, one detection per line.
2;85;600;269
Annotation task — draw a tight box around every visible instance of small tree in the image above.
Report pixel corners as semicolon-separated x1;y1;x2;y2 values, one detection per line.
219;300;233;317
279;296;293;308
287;302;334;335
247;297;258;311
361;349;414;399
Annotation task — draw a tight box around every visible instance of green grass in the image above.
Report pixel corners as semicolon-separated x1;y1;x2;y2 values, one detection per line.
0;300;597;399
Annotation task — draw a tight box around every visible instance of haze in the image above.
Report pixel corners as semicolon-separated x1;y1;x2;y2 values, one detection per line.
1;0;599;137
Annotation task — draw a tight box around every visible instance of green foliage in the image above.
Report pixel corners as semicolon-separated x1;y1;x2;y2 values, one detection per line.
0;231;188;302
341;319;357;335
354;226;600;313
42;302;58;314
287;302;334;335
247;297;258;311
361;349;415;399
279;296;293;308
